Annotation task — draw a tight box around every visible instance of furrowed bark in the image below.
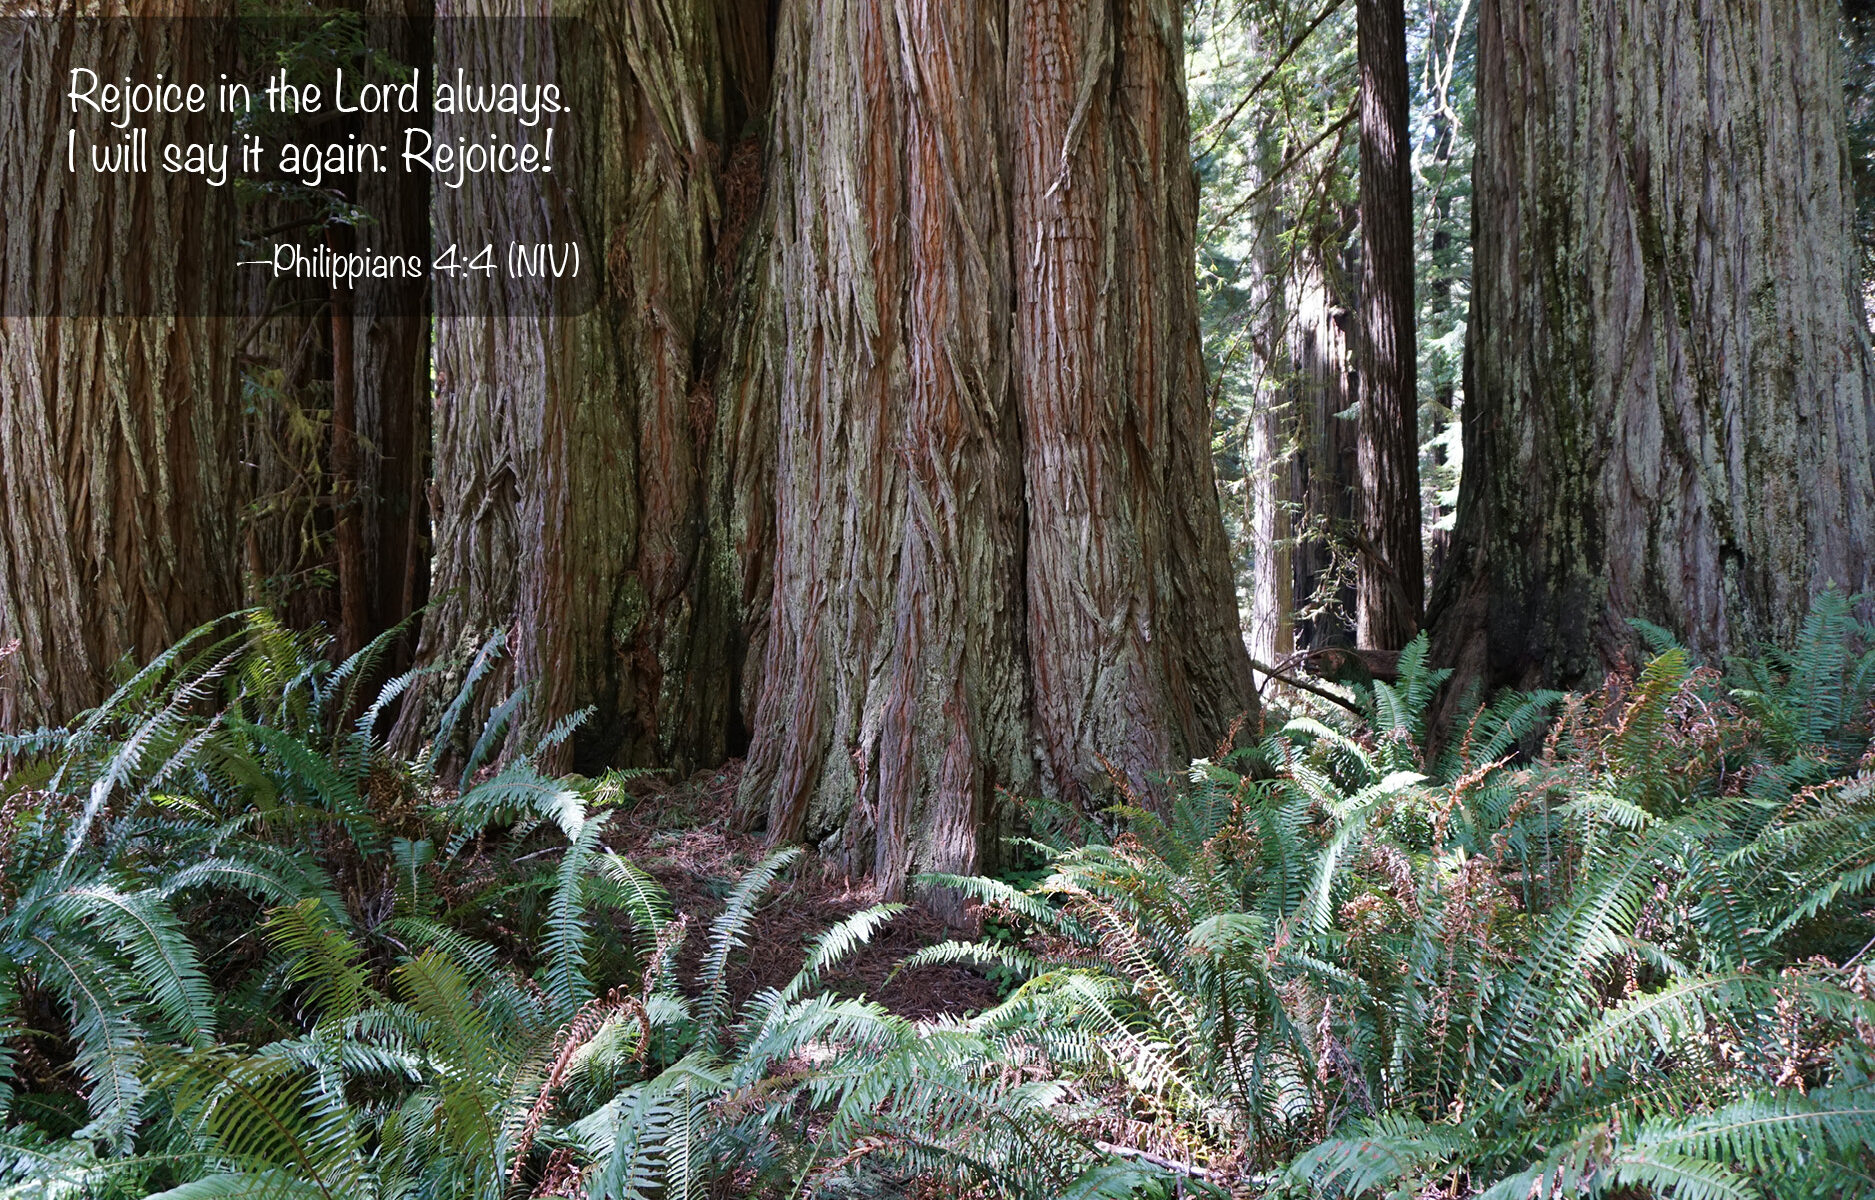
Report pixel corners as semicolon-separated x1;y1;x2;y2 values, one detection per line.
400;0;763;771
1432;0;1875;690
0;7;240;730
738;0;1033;897
1354;0;1422;651
348;0;433;670
1012;0;1255;805
739;0;1254;899
607;0;770;772
406;0;1252;896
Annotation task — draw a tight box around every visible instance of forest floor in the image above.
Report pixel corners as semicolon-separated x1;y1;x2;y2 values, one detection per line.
604;761;1000;1021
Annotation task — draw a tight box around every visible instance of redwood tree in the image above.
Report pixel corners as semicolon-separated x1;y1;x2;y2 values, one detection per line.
735;0;1255;896
730;0;1034;898
1012;0;1255;814
406;0;1255;898
1254;260;1359;664
344;0;432;666
399;0;768;770
236;8;430;665
1431;0;1875;689
1354;0;1422;651
0;10;241;730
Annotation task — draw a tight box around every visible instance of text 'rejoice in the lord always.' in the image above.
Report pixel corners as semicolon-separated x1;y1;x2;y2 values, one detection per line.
65;66;565;191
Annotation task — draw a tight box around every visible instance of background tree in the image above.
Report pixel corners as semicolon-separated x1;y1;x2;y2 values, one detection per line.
1193;0;1472;677
1429;0;1875;690
1409;0;1476;581
343;0;432;666
1354;0;1422;650
1190;0;1362;672
237;8;431;664
0;8;241;730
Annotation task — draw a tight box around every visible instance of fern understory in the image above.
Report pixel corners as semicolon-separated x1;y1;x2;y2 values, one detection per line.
2;595;1873;1199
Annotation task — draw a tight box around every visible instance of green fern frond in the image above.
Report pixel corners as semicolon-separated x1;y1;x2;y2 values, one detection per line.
262;900;372;1023
776;903;906;1006
52;885;215;1047
697;847;800;1038
23;930;147;1152
1286;1112;1476;1197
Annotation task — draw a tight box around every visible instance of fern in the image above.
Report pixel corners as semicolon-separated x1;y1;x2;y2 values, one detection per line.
7;598;1873;1197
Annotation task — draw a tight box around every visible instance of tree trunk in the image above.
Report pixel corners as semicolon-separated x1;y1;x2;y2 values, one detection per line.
399;0;766;771
348;0;433;671
1249;389;1296;671
1013;0;1255;805
1431;0;1875;689
0;9;240;730
1239;75;1361;666
1012;0;1260;806
734;0;1036;899
327;227;370;660
1285;260;1361;653
1355;0;1422;650
1251;261;1364;674
737;0;1255;898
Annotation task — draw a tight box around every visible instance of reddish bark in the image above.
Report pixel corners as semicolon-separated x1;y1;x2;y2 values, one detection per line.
1354;0;1422;651
737;0;1256;898
0;8;241;729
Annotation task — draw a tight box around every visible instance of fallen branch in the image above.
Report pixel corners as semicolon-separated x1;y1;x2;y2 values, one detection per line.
1094;1141;1217;1181
1248;657;1364;715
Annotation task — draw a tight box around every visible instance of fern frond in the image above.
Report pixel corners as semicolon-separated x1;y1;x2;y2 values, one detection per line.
776;903;907;1006
262;900;373;1022
24;930;146;1151
52;884;215;1046
698;848;801;1037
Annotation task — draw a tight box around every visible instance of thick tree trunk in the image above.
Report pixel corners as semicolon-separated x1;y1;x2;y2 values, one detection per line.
737;0;1255;897
1431;0;1875;689
736;0;1035;898
0;9;240;730
1013;0;1255;807
400;0;765;770
1354;0;1422;650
